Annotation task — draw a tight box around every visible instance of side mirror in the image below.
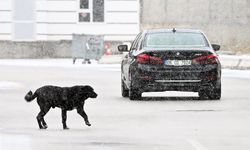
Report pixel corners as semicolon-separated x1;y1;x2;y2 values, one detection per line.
118;45;128;52
211;44;220;51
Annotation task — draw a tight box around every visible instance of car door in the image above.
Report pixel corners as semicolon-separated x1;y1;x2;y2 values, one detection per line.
123;32;143;85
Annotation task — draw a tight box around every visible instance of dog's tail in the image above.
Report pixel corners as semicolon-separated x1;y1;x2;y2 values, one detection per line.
24;90;37;102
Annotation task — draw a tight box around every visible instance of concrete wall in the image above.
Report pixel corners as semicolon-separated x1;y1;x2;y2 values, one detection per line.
0;40;122;58
140;0;250;53
0;40;72;58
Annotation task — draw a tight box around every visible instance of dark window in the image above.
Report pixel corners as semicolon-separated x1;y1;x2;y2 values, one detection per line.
79;13;90;22
93;0;104;22
80;0;89;9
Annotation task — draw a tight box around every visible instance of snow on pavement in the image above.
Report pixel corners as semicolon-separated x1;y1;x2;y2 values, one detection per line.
0;59;120;68
222;69;250;79
0;81;23;90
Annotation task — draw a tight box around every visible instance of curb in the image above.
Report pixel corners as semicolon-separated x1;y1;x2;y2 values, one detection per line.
98;55;122;64
219;55;250;69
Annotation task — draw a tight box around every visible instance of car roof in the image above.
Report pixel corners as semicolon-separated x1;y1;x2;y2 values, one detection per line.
144;28;203;34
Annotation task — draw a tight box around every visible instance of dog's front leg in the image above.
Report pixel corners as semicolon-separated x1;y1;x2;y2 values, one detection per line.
77;107;91;126
61;109;69;129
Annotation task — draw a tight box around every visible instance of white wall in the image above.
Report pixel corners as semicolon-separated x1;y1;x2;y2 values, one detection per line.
0;0;11;40
36;0;139;41
0;0;139;41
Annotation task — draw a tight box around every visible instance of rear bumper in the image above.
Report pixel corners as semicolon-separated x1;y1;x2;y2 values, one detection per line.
130;64;221;92
140;80;212;92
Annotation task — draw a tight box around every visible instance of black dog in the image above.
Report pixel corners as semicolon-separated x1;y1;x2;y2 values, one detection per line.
25;85;98;129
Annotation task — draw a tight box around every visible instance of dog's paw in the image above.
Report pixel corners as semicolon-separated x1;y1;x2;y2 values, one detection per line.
43;125;48;129
63;126;69;130
86;123;91;126
39;126;47;130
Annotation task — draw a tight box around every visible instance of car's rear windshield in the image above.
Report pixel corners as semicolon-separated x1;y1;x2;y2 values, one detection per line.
145;32;208;48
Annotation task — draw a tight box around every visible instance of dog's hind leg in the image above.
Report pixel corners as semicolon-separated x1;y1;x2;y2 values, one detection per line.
77;107;91;126
41;106;50;128
61;109;69;129
37;106;50;129
36;111;43;129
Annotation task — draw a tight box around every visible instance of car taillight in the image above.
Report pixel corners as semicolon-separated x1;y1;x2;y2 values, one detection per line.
136;54;163;65
192;54;218;65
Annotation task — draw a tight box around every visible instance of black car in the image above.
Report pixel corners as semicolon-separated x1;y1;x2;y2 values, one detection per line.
118;28;221;100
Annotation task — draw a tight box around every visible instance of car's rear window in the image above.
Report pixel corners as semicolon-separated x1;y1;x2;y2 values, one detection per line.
145;32;208;48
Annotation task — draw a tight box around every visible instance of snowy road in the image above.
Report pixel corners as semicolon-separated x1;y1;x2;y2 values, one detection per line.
0;62;250;150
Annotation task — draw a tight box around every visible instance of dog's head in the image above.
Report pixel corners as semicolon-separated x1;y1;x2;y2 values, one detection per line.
81;85;98;99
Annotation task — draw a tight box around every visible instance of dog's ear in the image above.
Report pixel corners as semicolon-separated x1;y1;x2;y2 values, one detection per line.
83;85;94;91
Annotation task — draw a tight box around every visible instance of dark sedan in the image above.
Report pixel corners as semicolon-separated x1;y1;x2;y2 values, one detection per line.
118;28;221;100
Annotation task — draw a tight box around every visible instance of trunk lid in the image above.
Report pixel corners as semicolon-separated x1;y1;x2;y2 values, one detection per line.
135;48;213;60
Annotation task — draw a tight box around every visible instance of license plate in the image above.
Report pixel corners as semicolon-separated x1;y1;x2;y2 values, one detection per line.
164;60;191;66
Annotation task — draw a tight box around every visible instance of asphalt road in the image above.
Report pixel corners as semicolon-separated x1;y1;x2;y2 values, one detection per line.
0;64;250;150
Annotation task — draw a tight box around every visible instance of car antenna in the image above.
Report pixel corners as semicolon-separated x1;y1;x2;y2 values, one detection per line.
172;28;176;33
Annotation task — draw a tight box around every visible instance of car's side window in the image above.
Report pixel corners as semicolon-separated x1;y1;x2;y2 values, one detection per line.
135;34;144;51
130;41;136;51
130;32;142;51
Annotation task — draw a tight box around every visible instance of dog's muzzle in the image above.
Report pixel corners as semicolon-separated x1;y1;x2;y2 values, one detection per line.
90;92;98;98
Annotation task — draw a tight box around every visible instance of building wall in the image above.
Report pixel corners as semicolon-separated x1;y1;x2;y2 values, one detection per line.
0;0;140;58
0;0;139;41
38;0;140;41
0;40;72;58
0;0;11;40
140;0;250;53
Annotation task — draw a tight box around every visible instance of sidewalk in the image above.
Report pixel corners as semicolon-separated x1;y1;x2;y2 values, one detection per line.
219;55;250;69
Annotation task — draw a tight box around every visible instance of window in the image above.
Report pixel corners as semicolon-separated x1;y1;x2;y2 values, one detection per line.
93;0;104;22
130;32;142;51
80;0;89;9
79;12;90;22
145;32;208;48
12;0;36;40
79;0;104;23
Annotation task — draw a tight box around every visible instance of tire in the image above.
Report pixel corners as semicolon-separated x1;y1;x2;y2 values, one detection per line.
129;88;142;100
128;70;142;100
208;88;221;100
199;87;221;100
121;79;129;97
198;90;208;100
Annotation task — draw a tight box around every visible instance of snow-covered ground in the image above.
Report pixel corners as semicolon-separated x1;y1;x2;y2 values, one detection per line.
223;69;250;79
0;59;120;68
1;59;250;150
0;81;23;90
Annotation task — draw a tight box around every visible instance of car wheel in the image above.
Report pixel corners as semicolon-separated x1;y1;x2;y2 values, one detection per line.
199;87;221;100
198;90;208;100
129;88;142;100
208;88;221;100
121;79;129;97
128;71;142;100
